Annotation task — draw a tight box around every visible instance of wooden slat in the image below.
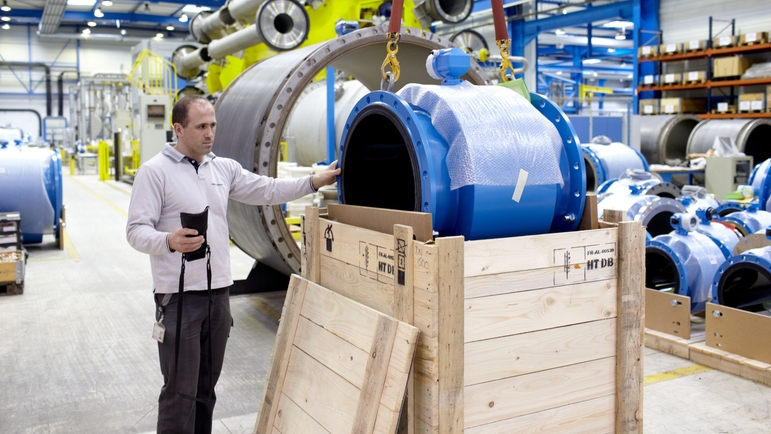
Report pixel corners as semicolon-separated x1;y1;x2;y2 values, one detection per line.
393;224;415;434
464;319;617;386
463;228;617;277
603;208;626;223
464;264;616;300
413;373;441;434
644;328;704;359
578;193;599;231
319;255;395;315
413;241;439;293
281;346;358;433
302;206;321;283
436;236;465;434
318;218;395;283
273;394;330;434
255;277;309;434
616;221;645;434
463;357;616;429
465;280;618;343
292;315;368;390
689;342;771;388
645;289;691;339
352;316;399;433
464;395;615;434
327;203;433;243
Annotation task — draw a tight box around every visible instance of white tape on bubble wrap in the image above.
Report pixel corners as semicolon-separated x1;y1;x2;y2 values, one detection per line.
512;169;529;203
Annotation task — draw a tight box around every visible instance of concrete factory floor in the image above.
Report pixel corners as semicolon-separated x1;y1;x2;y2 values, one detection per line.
1;173;771;433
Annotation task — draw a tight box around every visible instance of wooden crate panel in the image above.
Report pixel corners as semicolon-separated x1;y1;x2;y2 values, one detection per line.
318;219;395;283
706;302;771;364
413;242;439;292
463;228;617;277
256;276;419;434
319;255;394;315
465;280;617;343
463;357;616;429
464;263;616;300
465;318;617;386
463;395;615;434
273;393;330;434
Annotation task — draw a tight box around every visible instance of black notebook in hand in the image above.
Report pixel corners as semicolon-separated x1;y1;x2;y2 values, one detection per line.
180;206;209;261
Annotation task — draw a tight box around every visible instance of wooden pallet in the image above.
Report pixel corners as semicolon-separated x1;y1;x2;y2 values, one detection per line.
738;109;766;113
683;78;707;85
302;200;644;434
738;39;769;46
0;281;23;296
712;107;737;115
645;290;771;388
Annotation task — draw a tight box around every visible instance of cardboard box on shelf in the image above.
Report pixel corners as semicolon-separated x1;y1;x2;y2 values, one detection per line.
659;42;682;55
739;32;769;45
767;85;771;112
738;93;766;112
660;97;707;114
715;102;736;114
713;35;736;48
685;39;707;51
639;45;660;58
713;56;760;78
660;73;683;85
641;74;659;86
683;70;707;83
640;99;660;115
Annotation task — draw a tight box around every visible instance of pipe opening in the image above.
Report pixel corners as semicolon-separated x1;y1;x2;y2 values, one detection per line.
583;154;597;191
438;0;466;16
340;105;419;212
718;262;771;312
647;211;676;237
742;124;771;165
665;118;699;161
646;247;681;293
274;14;294;34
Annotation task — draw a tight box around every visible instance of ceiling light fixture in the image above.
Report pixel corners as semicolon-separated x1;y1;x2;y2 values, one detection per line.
593;72;598;77
555;28;566;36
155;32;164;38
583;58;602;65
607;48;616;53
179;14;189;23
120;29;126;35
82;28;91;34
1;23;9;29
102;0;112;5
87;21;97;27
1;16;9;22
627;73;633;79
1;1;10;12
166;25;174;31
94;8;103;17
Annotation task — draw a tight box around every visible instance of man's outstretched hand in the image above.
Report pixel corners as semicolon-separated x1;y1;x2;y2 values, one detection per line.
311;160;342;191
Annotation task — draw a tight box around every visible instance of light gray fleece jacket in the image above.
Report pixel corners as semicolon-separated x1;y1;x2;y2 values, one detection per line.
126;144;313;293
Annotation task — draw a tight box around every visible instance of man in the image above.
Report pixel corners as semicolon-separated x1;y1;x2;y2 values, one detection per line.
126;95;340;434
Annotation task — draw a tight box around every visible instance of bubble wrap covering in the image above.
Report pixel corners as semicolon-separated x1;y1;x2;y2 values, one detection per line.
397;81;564;190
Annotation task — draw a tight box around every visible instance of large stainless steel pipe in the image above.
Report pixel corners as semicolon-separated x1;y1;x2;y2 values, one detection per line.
213;26;489;274
687;119;771;165
229;0;267;22
194;0;267;43
176;25;265;72
414;0;474;25
639;115;701;165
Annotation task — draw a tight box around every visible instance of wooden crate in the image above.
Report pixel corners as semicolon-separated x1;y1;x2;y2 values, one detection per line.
0;250;24;296
645;289;771;387
659;42;682;55
659;73;683;86
302;204;644;434
683;71;707;84
738;32;769;46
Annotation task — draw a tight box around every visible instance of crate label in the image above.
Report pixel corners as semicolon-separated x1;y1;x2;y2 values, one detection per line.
688;71;699;81
644;75;654;84
718;102;729;112
553;242;616;285
665;74;675;83
747;32;757;42
689;40;700;50
664;104;675;113
2;226;15;232
644;105;653;114
751;100;764;110
740;101;751;111
642;46;651;55
666;43;676;52
359;241;394;283
719;36;731;46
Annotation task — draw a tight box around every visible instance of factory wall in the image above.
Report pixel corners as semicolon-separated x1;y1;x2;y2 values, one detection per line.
0;25;133;139
658;0;771;43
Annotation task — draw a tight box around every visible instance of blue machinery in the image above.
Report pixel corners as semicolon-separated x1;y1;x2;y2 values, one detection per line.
338;48;585;240
0;145;63;244
712;228;771;312
582;142;649;192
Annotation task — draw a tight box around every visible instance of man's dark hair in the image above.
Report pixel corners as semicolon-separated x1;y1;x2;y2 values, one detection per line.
172;95;211;127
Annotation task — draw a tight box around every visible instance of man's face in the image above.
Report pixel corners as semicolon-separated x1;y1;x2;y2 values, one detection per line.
174;101;216;161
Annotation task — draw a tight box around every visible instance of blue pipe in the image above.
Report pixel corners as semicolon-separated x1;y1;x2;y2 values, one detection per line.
712;227;771;312
749;158;771;211
717;203;771;237
326;66;335;165
338;48;585;240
